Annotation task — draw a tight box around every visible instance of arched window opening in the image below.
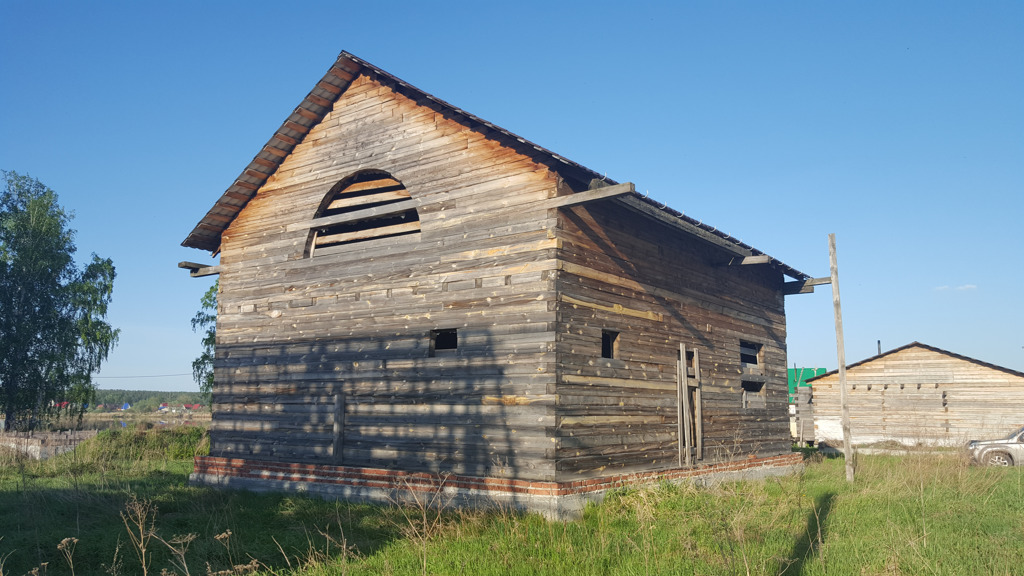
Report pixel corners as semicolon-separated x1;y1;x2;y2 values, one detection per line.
308;170;420;255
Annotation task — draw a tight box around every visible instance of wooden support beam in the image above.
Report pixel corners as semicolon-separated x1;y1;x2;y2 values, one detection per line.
783;276;832;295
546;182;634;209
288;182;636;233
725;254;772;267
178;261;221;278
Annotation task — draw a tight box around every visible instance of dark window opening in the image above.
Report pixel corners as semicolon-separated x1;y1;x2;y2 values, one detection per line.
739;340;762;366
430;329;458;357
309;170;420;254
742;380;766;409
602;330;620;359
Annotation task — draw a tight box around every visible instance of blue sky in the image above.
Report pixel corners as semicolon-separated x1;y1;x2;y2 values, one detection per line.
2;1;1021;391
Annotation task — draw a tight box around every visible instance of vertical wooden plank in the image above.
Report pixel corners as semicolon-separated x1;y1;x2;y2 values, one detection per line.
676;343;684;467
333;392;345;464
679;343;693;466
693;348;703;461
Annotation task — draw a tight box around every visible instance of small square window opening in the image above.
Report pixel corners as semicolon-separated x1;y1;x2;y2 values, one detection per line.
430;329;458;357
741;380;766;409
739;340;762;365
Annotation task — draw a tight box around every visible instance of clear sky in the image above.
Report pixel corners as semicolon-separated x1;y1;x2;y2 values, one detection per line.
2;1;1021;391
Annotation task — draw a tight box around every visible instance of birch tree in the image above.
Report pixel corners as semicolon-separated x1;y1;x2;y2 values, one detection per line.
0;171;119;430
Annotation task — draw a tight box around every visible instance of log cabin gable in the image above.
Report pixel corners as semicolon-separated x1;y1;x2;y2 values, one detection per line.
184;52;606;256
217;70;572;267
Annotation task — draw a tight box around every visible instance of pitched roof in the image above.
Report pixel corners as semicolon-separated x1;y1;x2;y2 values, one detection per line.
808;341;1024;382
181;51;808;281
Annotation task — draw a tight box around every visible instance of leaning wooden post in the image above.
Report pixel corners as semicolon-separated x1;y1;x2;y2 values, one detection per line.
829;233;854;482
678;343;692;466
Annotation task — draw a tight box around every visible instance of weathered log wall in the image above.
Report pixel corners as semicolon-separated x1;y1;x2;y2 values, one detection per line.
212;72;563;481
208;70;796;486
813;345;1024;446
553;202;791;480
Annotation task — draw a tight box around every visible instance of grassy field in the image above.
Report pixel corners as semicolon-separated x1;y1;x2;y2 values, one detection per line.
1;429;1021;575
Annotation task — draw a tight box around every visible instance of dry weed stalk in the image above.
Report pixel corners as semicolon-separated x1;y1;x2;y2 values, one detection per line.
619;486;660;576
213;529;237;569
156;533;197;576
204;558;259;576
121;494;157;576
392;472;453;576
0;538;12;576
270;536;293;572
57;537;79;576
102;538;124;576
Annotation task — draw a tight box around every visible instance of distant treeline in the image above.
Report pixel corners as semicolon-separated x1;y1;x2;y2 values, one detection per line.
92;389;204;412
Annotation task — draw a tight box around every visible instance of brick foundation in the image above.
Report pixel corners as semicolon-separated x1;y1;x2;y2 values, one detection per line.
191;452;803;520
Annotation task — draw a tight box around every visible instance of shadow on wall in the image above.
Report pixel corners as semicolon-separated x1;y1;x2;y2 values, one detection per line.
211;328;524;480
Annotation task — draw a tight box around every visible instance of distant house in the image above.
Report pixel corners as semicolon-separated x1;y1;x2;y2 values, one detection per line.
810;342;1024;448
181;51;816;518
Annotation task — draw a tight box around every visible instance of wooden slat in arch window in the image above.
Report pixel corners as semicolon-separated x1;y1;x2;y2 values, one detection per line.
309;170;421;254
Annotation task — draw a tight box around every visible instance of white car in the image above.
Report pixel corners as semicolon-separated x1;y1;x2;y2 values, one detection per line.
968;426;1024;466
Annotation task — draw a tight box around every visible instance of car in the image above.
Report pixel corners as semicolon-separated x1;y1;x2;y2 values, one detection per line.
967;426;1024;466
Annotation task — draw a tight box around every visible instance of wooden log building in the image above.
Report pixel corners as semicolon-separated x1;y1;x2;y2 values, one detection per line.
181;51;815;518
811;342;1024;449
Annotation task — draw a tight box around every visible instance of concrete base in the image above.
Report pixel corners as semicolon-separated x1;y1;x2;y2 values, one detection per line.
190;453;804;520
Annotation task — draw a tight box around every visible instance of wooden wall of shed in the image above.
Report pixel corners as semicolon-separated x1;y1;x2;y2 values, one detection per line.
552;202;791;480
813;346;1024;447
211;72;565;481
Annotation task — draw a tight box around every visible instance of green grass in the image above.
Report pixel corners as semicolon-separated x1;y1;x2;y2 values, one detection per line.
1;432;1022;575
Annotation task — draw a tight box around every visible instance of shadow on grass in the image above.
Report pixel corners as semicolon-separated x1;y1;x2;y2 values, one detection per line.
0;464;405;575
779;492;835;576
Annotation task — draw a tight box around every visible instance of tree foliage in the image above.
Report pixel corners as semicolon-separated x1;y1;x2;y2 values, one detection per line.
0;171;119;430
191;281;217;402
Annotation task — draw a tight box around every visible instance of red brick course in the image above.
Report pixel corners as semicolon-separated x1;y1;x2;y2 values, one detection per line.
192;453;803;498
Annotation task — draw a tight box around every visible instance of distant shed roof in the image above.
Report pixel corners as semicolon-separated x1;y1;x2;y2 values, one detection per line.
181;51;808;282
807;341;1024;382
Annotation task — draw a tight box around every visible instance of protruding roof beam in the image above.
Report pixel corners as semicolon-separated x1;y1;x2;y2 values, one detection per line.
783;277;831;295
178;261;221;278
725;255;772;266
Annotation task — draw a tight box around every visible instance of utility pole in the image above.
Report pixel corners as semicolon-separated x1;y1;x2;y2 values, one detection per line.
829;233;854;482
